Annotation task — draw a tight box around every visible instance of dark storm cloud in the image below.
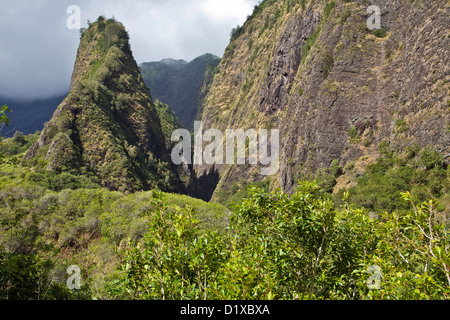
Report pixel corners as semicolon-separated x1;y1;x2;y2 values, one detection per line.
0;0;81;100
0;0;259;100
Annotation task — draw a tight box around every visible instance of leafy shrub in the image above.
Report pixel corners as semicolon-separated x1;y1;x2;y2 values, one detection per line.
99;20;132;55
110;183;449;300
347;146;448;212
372;28;388;38
107;191;229;300
348;125;359;143
230;24;243;40
0;250;84;300
420;145;445;170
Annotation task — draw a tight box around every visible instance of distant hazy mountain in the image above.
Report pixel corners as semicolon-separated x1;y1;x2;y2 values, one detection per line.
140;53;220;130
0;94;66;137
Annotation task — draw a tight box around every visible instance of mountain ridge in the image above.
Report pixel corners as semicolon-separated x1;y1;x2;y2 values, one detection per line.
196;0;449;200
24;16;183;194
140;53;221;130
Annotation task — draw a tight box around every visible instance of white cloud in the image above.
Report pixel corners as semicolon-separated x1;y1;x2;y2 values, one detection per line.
200;0;254;22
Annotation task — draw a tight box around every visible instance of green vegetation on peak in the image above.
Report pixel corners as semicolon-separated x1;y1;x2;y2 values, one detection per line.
79;16;131;56
24;17;182;194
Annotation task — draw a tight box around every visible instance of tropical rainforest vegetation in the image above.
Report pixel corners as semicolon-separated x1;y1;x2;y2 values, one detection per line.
1;116;448;300
0;0;448;302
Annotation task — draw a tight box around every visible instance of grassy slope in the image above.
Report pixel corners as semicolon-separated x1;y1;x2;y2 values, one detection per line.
0;133;229;295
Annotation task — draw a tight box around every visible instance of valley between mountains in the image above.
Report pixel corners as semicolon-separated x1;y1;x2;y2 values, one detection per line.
0;0;449;300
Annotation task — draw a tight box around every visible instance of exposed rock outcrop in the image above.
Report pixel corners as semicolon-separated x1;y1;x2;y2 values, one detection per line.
197;0;449;199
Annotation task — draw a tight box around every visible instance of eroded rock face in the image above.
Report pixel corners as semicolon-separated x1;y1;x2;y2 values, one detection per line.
259;8;320;114
198;0;449;197
280;0;449;193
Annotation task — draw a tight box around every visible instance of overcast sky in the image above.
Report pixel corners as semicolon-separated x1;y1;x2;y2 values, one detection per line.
0;0;259;101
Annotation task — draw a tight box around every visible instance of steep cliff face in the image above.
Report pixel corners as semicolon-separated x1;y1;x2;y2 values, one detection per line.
25;17;182;193
198;0;449;199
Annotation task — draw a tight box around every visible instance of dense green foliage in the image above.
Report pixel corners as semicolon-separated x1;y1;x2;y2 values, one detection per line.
109;182;449;300
0;157;227;299
343;143;449;214
288;142;449;216
0;110;87;299
1;131;101;191
106;191;229;299
0;126;229;300
0;131;449;299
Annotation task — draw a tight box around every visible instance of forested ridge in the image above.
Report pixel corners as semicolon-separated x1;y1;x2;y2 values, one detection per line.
0;129;448;299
